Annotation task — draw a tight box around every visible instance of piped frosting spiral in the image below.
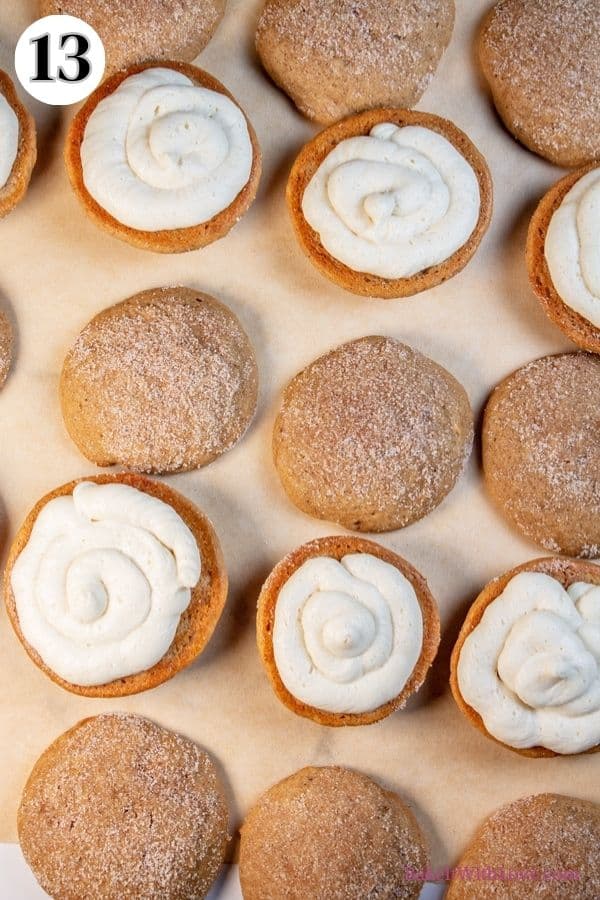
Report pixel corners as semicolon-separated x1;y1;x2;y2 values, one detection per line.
272;553;423;713
457;572;600;754
80;67;253;231
11;481;201;686
301;122;480;278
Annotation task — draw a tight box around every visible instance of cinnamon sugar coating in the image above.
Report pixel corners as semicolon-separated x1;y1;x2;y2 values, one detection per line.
0;310;12;388
256;0;454;124
447;793;600;899
273;336;473;532
479;0;600;167
60;287;258;474
19;714;229;899
40;0;226;74
483;353;600;558
240;766;428;899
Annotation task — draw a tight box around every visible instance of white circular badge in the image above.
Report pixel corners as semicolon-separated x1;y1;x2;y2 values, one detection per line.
15;15;105;106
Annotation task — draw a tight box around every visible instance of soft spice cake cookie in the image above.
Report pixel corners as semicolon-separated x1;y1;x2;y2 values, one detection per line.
257;536;440;726
287;109;492;297
4;473;227;696
483;353;600;557
451;557;600;757
256;0;454;124
240;766;428;899
0;309;13;388
479;0;600;168
41;1;226;74
447;794;600;899
65;61;261;252
0;70;36;219
60;287;258;473
19;713;229;900
527;165;600;352
273;336;473;531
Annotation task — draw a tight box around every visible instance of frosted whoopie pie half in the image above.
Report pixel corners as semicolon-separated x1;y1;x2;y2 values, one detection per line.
257;536;440;726
451;556;600;758
0;69;36;220
65;61;261;252
528;165;600;353
287;108;492;297
4;473;227;696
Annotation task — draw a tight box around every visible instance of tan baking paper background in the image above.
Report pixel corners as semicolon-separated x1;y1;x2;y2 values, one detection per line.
0;0;598;870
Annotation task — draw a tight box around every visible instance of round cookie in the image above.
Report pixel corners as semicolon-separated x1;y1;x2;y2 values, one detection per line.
479;0;600;168
240;766;428;899
483;353;600;557
0;309;13;388
447;794;600;900
0;70;36;219
287;108;493;297
527;165;600;353
60;287;258;473
65;61;261;253
257;536;440;726
40;0;226;74
450;556;600;758
273;336;473;532
256;0;455;124
4;472;228;697
19;713;229;900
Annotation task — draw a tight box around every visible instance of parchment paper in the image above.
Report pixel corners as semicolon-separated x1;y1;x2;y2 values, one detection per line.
0;0;598;874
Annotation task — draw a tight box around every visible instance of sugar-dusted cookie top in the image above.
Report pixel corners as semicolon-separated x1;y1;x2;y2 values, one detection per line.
479;0;600;167
257;0;454;124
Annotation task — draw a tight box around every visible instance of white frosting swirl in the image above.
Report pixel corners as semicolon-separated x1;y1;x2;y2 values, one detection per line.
545;167;600;328
11;482;201;686
0;93;18;189
80;67;253;231
301;123;480;278
457;572;600;754
272;553;423;714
